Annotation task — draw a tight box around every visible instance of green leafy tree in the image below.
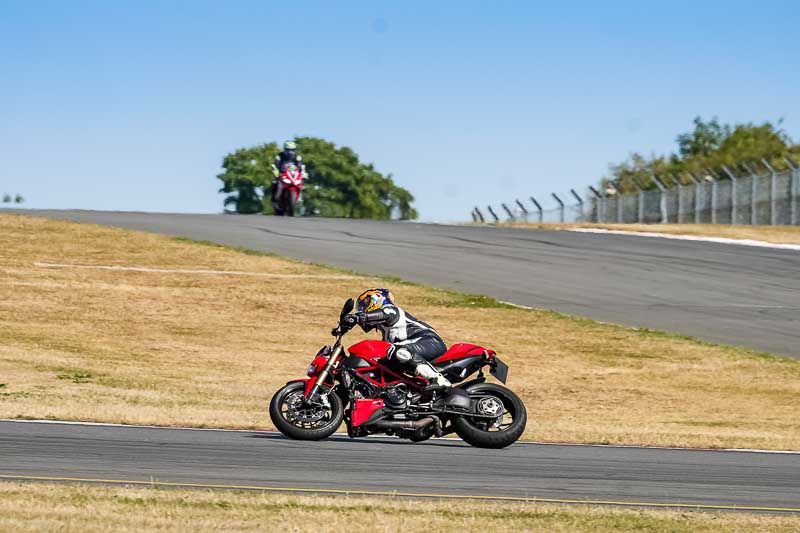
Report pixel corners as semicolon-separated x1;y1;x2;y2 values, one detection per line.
676;116;730;159
605;117;798;193
217;137;418;219
217;143;277;214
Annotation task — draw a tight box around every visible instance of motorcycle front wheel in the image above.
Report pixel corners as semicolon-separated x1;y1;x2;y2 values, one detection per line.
269;382;343;440
454;383;527;449
286;191;297;216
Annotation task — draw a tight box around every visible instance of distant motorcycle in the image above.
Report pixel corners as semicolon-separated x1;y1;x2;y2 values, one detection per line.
272;164;304;216
269;299;527;448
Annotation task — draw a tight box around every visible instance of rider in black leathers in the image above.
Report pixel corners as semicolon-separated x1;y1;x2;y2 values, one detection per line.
355;288;451;389
271;141;304;201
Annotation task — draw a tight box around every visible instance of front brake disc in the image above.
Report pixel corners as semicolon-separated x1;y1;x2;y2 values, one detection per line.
286;392;327;423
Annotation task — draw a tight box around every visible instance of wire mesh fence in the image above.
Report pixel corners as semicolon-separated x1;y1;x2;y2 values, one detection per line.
472;164;800;226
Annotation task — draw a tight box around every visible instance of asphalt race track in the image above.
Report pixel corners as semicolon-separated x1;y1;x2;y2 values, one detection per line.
11;210;800;358
1;421;799;512
4;210;800;511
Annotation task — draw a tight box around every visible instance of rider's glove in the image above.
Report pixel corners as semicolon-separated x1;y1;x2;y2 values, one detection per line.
342;314;359;329
355;312;367;326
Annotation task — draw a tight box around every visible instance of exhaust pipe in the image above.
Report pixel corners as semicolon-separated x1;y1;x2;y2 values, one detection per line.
373;417;436;431
372;416;443;438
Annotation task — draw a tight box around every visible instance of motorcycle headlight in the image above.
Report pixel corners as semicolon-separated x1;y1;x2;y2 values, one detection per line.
307;364;318;376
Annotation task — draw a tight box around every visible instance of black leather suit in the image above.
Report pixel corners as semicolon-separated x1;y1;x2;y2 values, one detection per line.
359;305;447;367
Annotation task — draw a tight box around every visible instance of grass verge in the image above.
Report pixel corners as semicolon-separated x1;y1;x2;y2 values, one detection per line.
1;482;798;532
1;214;799;449
487;222;800;245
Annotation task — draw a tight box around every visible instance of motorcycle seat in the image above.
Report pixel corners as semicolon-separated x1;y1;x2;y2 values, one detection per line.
433;343;486;365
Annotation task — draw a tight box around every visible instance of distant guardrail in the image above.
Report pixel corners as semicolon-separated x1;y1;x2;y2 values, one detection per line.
471;158;800;226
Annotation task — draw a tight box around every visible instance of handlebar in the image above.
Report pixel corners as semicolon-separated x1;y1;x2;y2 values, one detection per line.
332;313;360;338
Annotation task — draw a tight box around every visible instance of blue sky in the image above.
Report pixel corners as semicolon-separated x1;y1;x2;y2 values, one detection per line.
2;0;798;221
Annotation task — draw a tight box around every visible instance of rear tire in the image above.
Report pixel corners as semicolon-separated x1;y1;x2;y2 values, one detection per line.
269;382;343;440
454;383;527;449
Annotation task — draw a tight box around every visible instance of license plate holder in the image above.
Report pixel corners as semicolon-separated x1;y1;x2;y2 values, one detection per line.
490;356;509;384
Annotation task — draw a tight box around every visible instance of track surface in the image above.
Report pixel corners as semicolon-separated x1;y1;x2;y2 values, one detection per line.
12;209;800;358
1;421;799;511
4;211;800;510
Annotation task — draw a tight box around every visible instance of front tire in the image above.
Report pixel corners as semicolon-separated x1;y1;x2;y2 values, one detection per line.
269;382;343;440
454;383;527;449
287;191;297;216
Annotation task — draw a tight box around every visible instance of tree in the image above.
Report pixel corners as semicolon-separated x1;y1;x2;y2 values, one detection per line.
676;116;730;159
217;137;418;219
713;122;790;167
604;117;797;193
217;142;277;214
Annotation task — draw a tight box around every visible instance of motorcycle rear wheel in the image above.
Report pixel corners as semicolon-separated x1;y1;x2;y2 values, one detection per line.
269;382;343;440
454;383;527;449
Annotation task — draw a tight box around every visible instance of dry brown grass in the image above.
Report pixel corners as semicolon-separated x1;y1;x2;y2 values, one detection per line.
494;222;800;245
2;214;800;449
1;482;798;533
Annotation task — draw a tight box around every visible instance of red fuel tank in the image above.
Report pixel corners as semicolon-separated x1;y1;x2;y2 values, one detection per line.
347;339;391;363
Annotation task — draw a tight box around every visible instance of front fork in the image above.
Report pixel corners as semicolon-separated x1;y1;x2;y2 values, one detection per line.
305;342;343;400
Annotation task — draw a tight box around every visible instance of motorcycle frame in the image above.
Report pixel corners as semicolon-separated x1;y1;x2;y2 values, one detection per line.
286;340;499;438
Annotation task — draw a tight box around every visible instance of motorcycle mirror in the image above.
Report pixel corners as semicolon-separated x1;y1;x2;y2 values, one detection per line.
341;298;355;317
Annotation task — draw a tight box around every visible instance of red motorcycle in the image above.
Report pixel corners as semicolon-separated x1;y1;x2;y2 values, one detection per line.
269;299;527;448
272;164;304;216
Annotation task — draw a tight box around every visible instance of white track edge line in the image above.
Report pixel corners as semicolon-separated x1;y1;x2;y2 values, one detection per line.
568;228;800;251
3;419;798;454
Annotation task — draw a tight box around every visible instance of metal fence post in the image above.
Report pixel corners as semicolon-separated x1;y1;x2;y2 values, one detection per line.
515;199;529;222
570;189;584;220
688;173;702;224
588;187;602;223
631;179;645;224
785;157;798;226
743;163;758;225
474;206;485;223
501;203;515;221
674;176;684;223
706;169;718;225
529;196;543;224
652;175;668;224
551;193;565;223
761;159;778;225
471;209;478;222
722;165;738;225
486;205;499;222
598;193;606;223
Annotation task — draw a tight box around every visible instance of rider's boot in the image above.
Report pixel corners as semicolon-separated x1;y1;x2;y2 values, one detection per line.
415;361;451;392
